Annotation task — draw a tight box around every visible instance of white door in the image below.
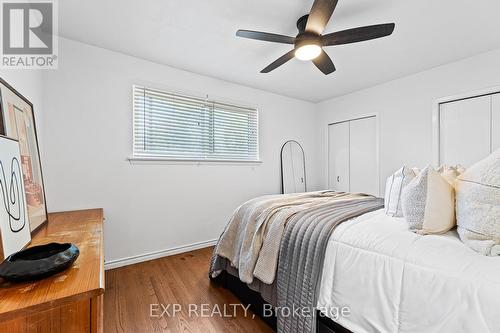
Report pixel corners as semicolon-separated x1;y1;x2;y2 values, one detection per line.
493;94;500;152
328;122;350;191
349;117;378;196
439;96;491;167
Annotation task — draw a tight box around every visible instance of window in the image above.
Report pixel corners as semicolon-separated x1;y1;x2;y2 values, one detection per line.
133;86;259;161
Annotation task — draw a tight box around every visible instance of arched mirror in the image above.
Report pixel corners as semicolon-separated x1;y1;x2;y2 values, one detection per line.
281;140;307;194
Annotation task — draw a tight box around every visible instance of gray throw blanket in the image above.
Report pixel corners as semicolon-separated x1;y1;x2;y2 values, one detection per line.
277;194;384;333
209;191;384;333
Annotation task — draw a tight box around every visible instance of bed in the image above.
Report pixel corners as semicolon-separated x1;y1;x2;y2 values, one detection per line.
318;209;500;333
209;192;500;333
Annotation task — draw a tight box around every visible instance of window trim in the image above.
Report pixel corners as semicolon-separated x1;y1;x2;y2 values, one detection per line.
131;85;261;164
127;156;263;165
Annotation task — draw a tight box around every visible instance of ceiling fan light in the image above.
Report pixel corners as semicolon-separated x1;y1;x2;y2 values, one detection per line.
295;44;322;61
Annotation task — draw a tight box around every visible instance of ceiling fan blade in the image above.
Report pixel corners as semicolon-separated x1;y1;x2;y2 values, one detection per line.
313;50;336;75
261;50;296;73
322;23;395;46
305;0;339;35
236;30;295;44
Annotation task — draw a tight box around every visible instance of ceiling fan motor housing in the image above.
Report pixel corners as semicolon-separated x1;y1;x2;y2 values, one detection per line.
295;32;321;50
295;15;321;50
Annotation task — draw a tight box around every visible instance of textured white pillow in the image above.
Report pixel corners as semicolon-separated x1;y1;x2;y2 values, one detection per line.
401;166;455;233
455;149;500;256
384;166;417;217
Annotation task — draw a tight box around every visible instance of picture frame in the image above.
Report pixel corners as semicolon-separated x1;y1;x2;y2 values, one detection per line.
0;135;31;260
0;78;48;234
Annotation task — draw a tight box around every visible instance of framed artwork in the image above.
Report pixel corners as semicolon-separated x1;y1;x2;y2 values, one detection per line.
0;78;48;234
0;136;31;260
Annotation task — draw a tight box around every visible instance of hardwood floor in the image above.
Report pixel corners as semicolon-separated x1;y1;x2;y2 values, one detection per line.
104;247;274;333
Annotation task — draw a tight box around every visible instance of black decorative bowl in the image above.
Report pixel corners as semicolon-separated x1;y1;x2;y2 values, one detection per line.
0;243;80;282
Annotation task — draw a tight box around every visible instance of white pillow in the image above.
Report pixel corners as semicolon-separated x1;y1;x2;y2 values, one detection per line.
401;166;455;233
384;166;417;217
455;149;500;256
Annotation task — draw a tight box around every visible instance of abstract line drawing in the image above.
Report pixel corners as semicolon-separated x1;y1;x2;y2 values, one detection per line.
0;136;31;259
0;156;27;233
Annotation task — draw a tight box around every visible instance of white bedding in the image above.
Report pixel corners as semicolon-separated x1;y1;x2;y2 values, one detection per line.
317;209;500;333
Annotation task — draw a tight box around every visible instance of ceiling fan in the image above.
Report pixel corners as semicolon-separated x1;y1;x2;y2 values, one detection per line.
236;0;395;75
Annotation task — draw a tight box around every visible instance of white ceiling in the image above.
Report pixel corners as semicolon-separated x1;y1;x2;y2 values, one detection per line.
59;0;500;103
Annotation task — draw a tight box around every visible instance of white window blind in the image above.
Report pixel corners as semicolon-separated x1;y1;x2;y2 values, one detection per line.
133;86;259;161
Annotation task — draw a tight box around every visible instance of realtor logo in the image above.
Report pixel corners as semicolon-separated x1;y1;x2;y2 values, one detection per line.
1;0;58;68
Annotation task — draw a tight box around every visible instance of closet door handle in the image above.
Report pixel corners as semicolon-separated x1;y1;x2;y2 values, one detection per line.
337;176;340;183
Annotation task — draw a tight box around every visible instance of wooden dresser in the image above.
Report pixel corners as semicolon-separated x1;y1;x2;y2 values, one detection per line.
0;209;105;333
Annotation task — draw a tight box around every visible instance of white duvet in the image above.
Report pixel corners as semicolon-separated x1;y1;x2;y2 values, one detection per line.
317;209;500;333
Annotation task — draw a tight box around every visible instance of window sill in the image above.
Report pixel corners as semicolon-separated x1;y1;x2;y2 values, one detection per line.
127;156;263;166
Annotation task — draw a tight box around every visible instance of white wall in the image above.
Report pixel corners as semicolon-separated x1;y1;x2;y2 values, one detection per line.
317;48;500;195
42;38;319;266
0;70;44;144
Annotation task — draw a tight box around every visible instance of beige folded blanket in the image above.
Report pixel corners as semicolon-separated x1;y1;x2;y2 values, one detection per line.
212;191;364;284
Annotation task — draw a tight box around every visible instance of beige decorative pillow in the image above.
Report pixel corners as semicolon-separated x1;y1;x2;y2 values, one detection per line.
384;166;417;217
455;150;500;256
437;165;463;185
401;166;455;234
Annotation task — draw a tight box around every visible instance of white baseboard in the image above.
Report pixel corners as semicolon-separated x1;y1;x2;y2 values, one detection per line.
104;239;218;270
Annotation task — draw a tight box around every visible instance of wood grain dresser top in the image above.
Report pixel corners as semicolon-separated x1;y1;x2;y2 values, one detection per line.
0;209;105;321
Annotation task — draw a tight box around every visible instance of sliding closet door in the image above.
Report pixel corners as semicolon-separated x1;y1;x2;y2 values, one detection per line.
349;117;378;196
328;117;378;195
493;94;500;151
328;122;350;191
439;96;491;167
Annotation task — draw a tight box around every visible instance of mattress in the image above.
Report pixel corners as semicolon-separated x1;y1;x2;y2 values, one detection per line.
317;209;500;333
